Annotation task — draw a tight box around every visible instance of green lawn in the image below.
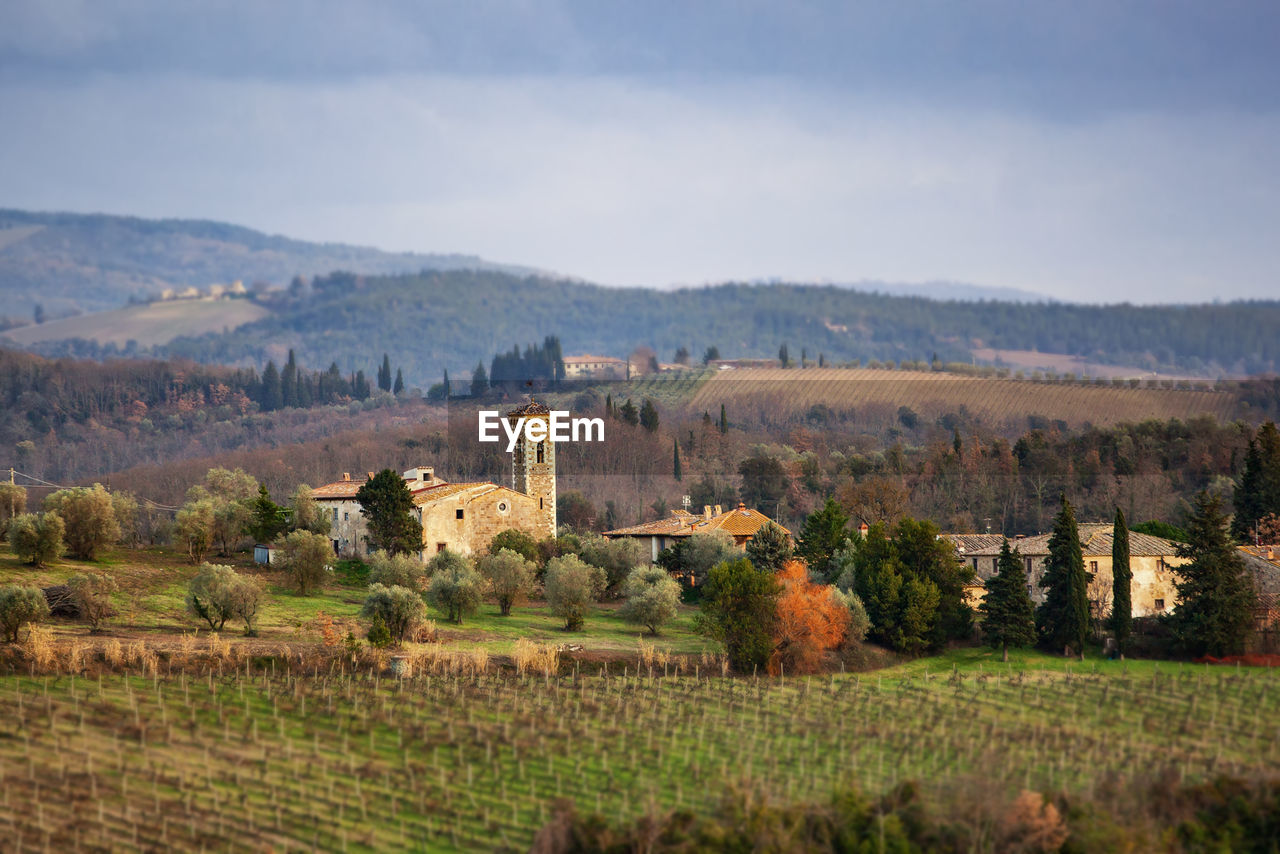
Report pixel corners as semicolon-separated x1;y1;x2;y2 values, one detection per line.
0;544;711;657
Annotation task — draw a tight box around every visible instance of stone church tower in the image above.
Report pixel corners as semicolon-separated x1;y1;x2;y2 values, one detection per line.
506;399;556;537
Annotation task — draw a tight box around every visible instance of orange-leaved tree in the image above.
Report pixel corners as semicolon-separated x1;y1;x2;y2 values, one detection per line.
770;559;850;674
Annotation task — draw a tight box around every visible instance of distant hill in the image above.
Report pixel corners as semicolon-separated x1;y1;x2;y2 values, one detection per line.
136;270;1279;386
0;209;535;319
2;298;271;349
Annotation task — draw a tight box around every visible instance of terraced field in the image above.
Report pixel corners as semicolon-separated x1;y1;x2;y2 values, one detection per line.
3;650;1278;851
689;367;1238;429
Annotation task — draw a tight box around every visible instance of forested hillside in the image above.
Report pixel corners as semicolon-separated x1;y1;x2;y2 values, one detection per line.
144;271;1280;384
0;209;531;319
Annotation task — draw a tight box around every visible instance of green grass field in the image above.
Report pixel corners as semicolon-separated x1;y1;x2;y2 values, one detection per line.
2;298;270;347
3;651;1280;851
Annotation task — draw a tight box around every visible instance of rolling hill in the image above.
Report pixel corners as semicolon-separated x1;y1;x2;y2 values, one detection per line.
0;209;534;319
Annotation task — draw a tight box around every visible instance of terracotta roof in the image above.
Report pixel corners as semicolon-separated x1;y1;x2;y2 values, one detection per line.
310;478;369;500
1240;545;1280;567
950;524;1181;558
605;503;788;539
563;355;626;364
508;399;550;416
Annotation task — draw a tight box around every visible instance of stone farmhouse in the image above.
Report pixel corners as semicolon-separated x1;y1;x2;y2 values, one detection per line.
310;401;556;561
943;525;1186;618
604;504;788;563
562;355;628;380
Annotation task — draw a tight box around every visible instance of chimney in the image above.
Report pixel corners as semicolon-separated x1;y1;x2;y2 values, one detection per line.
367;472;375;481
342;473;351;482
858;522;869;538
713;505;722;516
703;505;712;519
1269;546;1275;561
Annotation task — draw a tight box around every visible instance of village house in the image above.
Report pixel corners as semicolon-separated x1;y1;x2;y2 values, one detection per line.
562;355;629;380
603;504;788;563
310;401;556;561
942;525;1186;618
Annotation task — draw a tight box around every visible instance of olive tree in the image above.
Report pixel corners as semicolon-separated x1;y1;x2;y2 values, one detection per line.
368;550;426;592
477;548;536;616
361;584;427;643
0;584;49;643
67;572;118;632
544;554;607;631
0;483;27;540
45;484;120;560
173;499;216;564
8;512;65;567
186;563;243;631
619;566;681;635
579;535;649;592
425;551;482;624
276;530;333;595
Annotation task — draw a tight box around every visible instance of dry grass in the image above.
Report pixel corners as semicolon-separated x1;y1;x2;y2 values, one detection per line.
513;639;560;677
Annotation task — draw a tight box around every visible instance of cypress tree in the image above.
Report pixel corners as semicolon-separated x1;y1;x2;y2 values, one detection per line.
1170;492;1257;657
640;398;660;432
980;539;1037;661
260;361;283;412
281;349;299;408
673;438;682;481
1232;421;1280;543
393;368;404;395
1109;507;1132;655
378;354;392;392
470;362;488;398
441;367;450;399
1036;496;1092;658
719;403;728;434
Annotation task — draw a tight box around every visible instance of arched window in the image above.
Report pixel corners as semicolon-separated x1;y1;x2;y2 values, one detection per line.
536;442;545;463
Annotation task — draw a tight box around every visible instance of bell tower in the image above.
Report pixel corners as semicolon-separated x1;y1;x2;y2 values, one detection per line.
506;399;556;537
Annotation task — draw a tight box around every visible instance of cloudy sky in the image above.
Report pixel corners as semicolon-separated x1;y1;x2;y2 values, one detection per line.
2;1;1278;303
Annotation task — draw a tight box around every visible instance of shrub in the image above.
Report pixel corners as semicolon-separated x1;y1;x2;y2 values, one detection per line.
66;573;118;632
657;531;736;587
44;484;120;561
8;511;65;567
579;535;649;592
489;528;540;564
477;548;536;616
696;557;780;673
0;584;50;643
227;574;265;636
831;587;870;645
771;560;850;674
361;584;426;643
276;529;334;595
544;554;607;631
366;614;392;648
368;550;425;591
619;566;681;635
186;563;239;630
425;552;482;624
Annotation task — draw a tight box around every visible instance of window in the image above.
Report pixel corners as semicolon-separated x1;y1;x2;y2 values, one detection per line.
343;511;349;521
539;497;544;509
1027;583;1034;596
332;507;338;522
456;508;464;520
497;501;508;513
1025;557;1032;573
436;543;447;553
1154;598;1165;611
972;557;978;571
1090;560;1098;572
536;442;545;463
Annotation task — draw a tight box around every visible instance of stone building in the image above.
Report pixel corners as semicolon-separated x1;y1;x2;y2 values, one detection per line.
604;503;788;563
310;402;556;560
942;524;1186;618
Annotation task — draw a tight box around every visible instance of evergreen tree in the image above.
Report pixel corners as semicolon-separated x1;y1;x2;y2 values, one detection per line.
378;353;392;392
778;343;790;368
639;398;660;432
719;403;728;434
620;398;639;426
355;469;423;556
1169;492;1257;657
672;438;682;481
795;498;849;576
702;346;720;365
1232;421;1280;542
281;349;299;408
746;521;793;573
260;361;283;411
1108;507;1132;654
248;484;289;543
470;362;488;397
353;370;372;400
441;367;450;399
979;539;1036;661
1036;496;1092;658
393;368;404;395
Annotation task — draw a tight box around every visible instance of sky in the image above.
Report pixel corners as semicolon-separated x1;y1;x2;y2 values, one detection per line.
2;1;1278;303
